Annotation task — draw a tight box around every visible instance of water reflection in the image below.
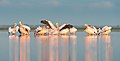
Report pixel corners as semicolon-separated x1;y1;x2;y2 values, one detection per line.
85;35;112;61
19;35;30;61
70;35;77;61
85;35;97;61
48;35;59;61
35;35;77;61
103;35;112;61
36;35;49;61
9;35;19;61
59;35;69;61
35;35;59;61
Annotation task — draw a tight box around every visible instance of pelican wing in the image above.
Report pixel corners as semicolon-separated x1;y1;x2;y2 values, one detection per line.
60;28;69;34
48;21;56;29
59;24;66;30
85;27;95;34
22;25;31;31
59;24;73;31
41;20;52;28
92;26;97;33
102;26;112;32
41;20;56;29
15;26;19;32
102;26;108;31
70;27;77;32
8;27;12;32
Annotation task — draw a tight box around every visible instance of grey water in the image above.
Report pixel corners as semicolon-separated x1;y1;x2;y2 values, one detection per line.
0;31;120;61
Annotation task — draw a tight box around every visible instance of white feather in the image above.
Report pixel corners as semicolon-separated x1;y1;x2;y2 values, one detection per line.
22;25;31;31
60;28;69;34
70;27;77;33
59;24;66;30
48;21;56;29
8;26;19;34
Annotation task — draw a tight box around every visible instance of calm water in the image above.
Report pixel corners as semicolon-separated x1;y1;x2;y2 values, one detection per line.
0;31;120;61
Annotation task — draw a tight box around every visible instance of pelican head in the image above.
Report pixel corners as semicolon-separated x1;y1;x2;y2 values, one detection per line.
13;23;17;27
41;20;48;24
19;21;23;26
84;24;88;27
56;22;60;27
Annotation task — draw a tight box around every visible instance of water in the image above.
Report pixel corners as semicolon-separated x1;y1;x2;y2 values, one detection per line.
0;31;120;61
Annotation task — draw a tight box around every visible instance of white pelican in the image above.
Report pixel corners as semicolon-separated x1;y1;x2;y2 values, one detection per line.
60;24;77;35
68;24;77;35
53;22;60;35
8;23;19;35
18;21;31;35
84;24;97;35
59;24;75;35
102;26;112;35
41;20;56;29
35;25;48;35
34;26;42;35
41;20;59;35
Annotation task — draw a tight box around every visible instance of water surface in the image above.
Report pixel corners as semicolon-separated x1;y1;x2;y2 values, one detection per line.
0;31;120;61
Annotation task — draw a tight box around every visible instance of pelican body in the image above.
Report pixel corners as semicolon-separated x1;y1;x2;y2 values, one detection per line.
102;26;112;35
8;23;19;35
18;21;31;35
84;24;97;35
34;25;48;35
41;20;58;35
34;26;42;35
59;24;77;35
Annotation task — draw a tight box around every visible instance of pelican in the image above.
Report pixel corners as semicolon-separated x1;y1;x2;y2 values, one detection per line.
18;21;31;35
34;26;42;35
8;23;19;35
68;24;77;35
59;24;76;35
102;26;112;35
34;25;48;35
53;22;60;35
60;24;77;35
84;24;97;35
41;20;56;29
41;20;59;35
37;25;48;35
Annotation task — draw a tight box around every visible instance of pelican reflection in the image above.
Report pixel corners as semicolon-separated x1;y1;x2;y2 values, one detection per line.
48;35;59;61
70;35;77;61
103;35;112;61
9;35;19;61
19;35;30;61
84;35;97;61
35;35;59;61
35;35;49;61
59;35;69;61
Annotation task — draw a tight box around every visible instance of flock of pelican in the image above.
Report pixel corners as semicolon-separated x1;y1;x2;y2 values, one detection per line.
84;24;112;35
8;19;77;35
8;19;112;36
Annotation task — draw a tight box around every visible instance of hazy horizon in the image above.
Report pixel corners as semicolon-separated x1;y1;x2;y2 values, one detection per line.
0;0;120;26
